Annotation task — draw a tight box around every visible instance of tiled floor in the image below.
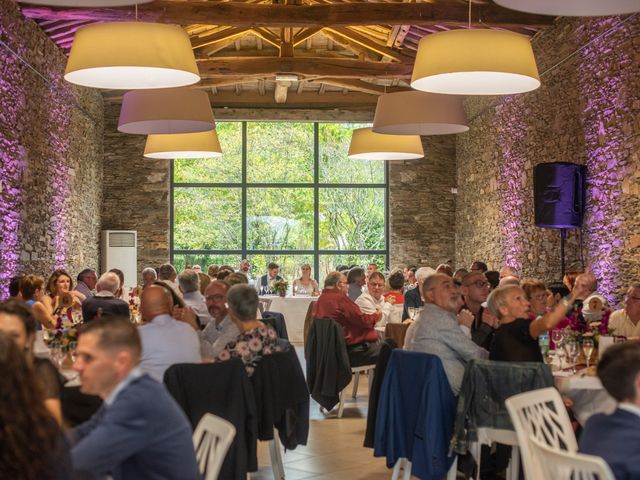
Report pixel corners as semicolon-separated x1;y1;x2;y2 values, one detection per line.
249;345;407;480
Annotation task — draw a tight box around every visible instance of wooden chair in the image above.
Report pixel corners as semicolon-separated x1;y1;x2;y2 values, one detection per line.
384;322;409;349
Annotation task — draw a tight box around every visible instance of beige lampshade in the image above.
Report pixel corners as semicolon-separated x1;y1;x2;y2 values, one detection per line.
144;131;223;159
19;0;153;5
65;22;200;89
411;29;540;95
495;0;640;16
348;128;423;161
372;91;469;135
118;88;215;135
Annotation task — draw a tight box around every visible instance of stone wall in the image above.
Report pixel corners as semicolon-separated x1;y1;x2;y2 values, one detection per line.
389;135;457;269
455;16;640;305
101;104;171;281
0;0;104;296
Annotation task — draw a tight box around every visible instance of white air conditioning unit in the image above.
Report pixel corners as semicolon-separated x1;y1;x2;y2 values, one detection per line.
100;230;137;289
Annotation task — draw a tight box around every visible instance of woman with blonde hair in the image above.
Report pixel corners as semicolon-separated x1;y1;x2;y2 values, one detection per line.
40;270;82;329
293;264;319;296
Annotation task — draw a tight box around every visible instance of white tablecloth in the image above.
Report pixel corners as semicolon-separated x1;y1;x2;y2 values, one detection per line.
553;369;616;425
259;295;317;344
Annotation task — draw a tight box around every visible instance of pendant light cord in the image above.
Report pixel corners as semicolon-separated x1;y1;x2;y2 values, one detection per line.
468;0;472;29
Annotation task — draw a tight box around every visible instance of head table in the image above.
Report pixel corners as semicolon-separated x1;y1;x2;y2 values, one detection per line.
259;295;317;344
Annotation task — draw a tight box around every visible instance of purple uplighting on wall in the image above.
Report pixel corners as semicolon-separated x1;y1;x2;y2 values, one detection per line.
577;17;631;306
495;95;527;273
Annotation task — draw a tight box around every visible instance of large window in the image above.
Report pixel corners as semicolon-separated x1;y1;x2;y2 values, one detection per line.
171;122;388;281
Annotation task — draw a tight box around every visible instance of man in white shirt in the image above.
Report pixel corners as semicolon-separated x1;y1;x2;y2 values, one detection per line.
138;285;200;382
609;284;640;338
356;271;391;326
178;269;212;328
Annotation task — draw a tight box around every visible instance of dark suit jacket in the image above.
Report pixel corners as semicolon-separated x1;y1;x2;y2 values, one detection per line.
82;295;130;322
580;407;640;480
71;373;200;480
259;274;283;289
402;287;424;320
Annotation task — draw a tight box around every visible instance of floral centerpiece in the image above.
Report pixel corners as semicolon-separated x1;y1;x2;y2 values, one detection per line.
556;294;614;344
129;289;142;322
43;313;79;353
270;279;288;297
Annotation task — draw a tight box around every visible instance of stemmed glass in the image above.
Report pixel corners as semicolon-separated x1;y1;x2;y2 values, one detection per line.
582;338;595;370
551;329;565;369
564;340;579;374
407;307;416;321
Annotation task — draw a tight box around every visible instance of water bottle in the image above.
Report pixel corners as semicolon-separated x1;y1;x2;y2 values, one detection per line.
539;331;550;359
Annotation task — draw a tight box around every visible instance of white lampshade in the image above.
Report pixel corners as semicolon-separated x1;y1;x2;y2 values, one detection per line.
118;88;215;135
65;22;200;89
411;29;540;95
494;0;640;16
372;91;469;135
19;0;153;5
348;128;423;160
144;131;223;159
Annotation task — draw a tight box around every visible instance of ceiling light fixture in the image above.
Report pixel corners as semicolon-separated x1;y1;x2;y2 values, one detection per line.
118;88;215;135
143;131;223;159
372;91;469;135
347;128;424;161
65;22;200;90
494;0;640;16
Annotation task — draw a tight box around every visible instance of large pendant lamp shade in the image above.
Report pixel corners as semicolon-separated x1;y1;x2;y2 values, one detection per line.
348;128;423;161
144;131;223;159
372;91;469;135
494;0;640;16
19;0;153;6
411;30;540;95
118;88;215;135
65;22;200;89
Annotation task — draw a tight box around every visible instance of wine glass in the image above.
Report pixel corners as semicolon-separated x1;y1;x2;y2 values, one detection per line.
50;346;65;368
582;338;594;369
407;307;416;321
551;329;564;348
556;346;566;371
564;340;579;374
42;329;56;346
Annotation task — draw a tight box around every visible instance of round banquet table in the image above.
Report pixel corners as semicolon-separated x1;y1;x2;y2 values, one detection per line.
553;366;616;425
259;295;317;344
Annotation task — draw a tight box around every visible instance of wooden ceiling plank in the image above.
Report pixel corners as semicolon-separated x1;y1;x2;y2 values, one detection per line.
191;26;251;49
250;27;282;47
321;29;378;61
20;2;553;29
324;26;410;62
309;77;409;95
292;26;323;46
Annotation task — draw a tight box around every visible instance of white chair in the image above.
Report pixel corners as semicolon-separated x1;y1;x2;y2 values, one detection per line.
529;436;615;480
337;364;375;418
470;428;520;480
193;413;236;480
392;456;458;480
505;387;577;480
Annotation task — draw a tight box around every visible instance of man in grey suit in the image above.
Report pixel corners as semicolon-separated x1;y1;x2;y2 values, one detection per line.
404;273;488;395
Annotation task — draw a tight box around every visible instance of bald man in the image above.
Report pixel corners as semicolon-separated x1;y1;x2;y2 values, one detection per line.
138;285;200;382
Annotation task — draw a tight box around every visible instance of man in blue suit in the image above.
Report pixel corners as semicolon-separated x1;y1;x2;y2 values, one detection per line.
579;342;640;480
69;317;201;480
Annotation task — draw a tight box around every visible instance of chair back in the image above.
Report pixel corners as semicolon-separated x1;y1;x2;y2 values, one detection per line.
261;311;289;340
302;301;315;350
193;413;236;480
384;322;409;348
505;387;577;480
387;304;404;324
529;435;614;480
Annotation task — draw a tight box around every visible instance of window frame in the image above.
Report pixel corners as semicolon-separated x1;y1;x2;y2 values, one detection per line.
170;121;389;278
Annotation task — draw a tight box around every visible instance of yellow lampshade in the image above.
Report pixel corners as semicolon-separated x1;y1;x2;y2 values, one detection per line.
144;131;223;159
65;22;200;89
118;88;215;135
411;29;540;95
372;91;469;135
495;0;640;16
19;0;152;5
348;128;423;161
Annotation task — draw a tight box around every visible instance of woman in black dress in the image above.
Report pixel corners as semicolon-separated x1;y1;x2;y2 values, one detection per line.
487;278;591;362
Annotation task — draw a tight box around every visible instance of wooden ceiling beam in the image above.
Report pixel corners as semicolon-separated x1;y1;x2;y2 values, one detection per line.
324;26;411;62
321;29;379;62
191;27;251;49
309;77;409;95
197;56;413;79
250;27;282;48
387;24;411;48
292;26;322;47
21;2;553;28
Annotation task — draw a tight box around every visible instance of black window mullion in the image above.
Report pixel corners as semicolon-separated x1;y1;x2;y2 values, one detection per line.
313;122;320;282
241;121;247;259
170;159;175;265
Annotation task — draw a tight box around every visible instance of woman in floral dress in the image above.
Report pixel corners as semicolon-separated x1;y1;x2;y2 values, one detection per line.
213;284;286;375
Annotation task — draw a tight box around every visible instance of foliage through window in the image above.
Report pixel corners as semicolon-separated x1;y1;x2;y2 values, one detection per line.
172;122;387;281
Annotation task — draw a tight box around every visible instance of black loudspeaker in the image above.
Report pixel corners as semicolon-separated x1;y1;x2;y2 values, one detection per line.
533;162;586;229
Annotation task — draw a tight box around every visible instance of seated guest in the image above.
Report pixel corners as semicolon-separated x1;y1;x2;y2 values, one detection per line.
70;317;200;479
237;258;254;285
579;342;640;479
293;263;319;296
0;331;71;479
574;272;598;302
8;275;23;300
487;279;591;362
178;269;211;328
192;264;202;273
547;282;570;308
313;272;381;367
609;284;640;338
258;262;283;293
20;274;50;327
82;272;130;322
347;267;366;301
460;272;495;349
404;266;418;290
521;278;549;318
194;281;239;359
42;269;84;322
207;264;219;279
109;268;126;299
436;263;454;277
212;284;286;376
453;268;468;284
356;271;391;326
153;280;185;309
499;266;519;280
469;261;488;273
404;273;488;395
197;272;211;295
0;300;63;424
366;263;378;282
74;268;97;299
383;269;405;305
157;263;182;299
485;270;500;290
402;267;436;320
141;267;157;289
138;286;200;382
498;276;520;287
